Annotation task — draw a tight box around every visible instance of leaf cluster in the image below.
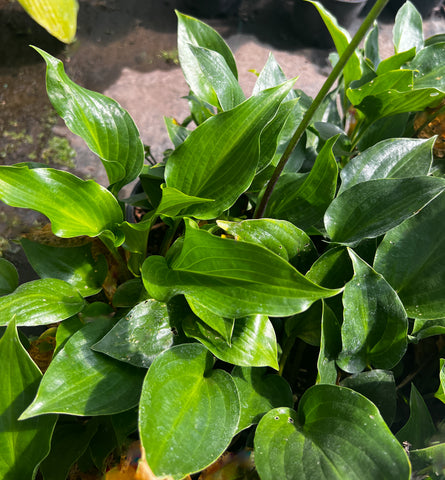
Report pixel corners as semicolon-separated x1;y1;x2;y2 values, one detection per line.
1;1;445;479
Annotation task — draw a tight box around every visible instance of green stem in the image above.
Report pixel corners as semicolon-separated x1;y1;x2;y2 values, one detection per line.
159;218;182;256
253;0;389;219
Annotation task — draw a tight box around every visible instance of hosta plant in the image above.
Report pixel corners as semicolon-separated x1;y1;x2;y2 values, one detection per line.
1;0;445;478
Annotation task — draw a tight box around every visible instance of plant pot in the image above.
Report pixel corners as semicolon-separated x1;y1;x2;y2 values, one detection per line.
387;0;443;18
291;0;368;48
180;0;241;18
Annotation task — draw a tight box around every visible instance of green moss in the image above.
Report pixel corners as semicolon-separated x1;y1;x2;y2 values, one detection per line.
41;136;76;168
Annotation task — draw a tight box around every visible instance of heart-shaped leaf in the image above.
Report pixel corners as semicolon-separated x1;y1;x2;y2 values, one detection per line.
254;385;411;480
0;165;123;241
18;0;78;43
139;343;240;479
337;250;408;374
21;318;146;418
34;48;144;193
232;366;293;432
0;258;18;296
21;238;107;297
142;220;341;318
374;191;445;319
92;300;180;368
0;278;84;327
183;314;279;369
325;176;445;246
0;318;57;479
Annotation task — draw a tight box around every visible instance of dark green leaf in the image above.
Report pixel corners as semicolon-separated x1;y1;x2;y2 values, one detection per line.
340;370;397;426
21;318;146;418
92;300;179;368
142;220;341;318
325;176;445;246
374;191;445;319
337;250;408;374
0;318;57;480
411;318;445;342
364;22;380;69
339;137;434;194
165;80;294;219
285;301;322;347
306;246;353;289
316;302;341;384
217;218;317;272
265;135;338;230
410;443;445;478
0;258;18;296
232;366;293;432
183;314;278;369
396;384;436;449
21;238;107;297
139;343;240;479
34;48;144;193
435;358;445;404
0;278;84;327
393;1;424;54
0;165;123;241
254;385;410;480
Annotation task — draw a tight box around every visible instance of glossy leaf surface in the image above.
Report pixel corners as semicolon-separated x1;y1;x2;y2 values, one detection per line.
21;238;107;297
393;1;423;54
337;250;408;373
374;191;445;319
35;48;144;193
411;43;445;91
165;80;294;219
0;165;123;240
410;443;445;478
254;385;410;480
0;278;84;327
0;319;57;479
92;300;179;368
435;358;445;404
411;318;445;342
21;319;146;418
339;137;434;194
325;176;445;245
0;258;18;296
18;0;78;43
232;366;293;432
142;220;340;318
183;314;279;369
139;344;240;479
316;302;341;385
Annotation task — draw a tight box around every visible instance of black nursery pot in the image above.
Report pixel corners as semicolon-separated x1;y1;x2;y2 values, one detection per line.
387;0;442;18
292;0;367;48
181;0;241;18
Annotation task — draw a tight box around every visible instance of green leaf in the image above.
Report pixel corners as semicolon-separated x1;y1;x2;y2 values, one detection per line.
393;1;423;54
339;137;434;194
325;176;445;246
92;300;180;368
374;191;445;319
253;53;297;99
411;43;445;91
396;384;436;449
410;443;445;478
337;250;408;374
435;358;445;404
0;165;123;240
216;218;318;272
183;314;279;369
139;343;240;479
376;48;416;75
265;135;338;230
177;11;237;108
39;420;98;480
316;302;341;385
254;385;410;480
18;0;78;43
165;80;295;219
164;117;190;148
142;220;341;318
306;246;353;289
187;44;245;111
411;318;445;342
21;318;146;418
364;22;380;69
34;48;144;193
232;366;293;432
340;370;397;426
21;238;107;297
285;301;322;347
308;0;362;88
0;258;18;296
0;318;57;479
156;185;214;218
0;278;84;327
